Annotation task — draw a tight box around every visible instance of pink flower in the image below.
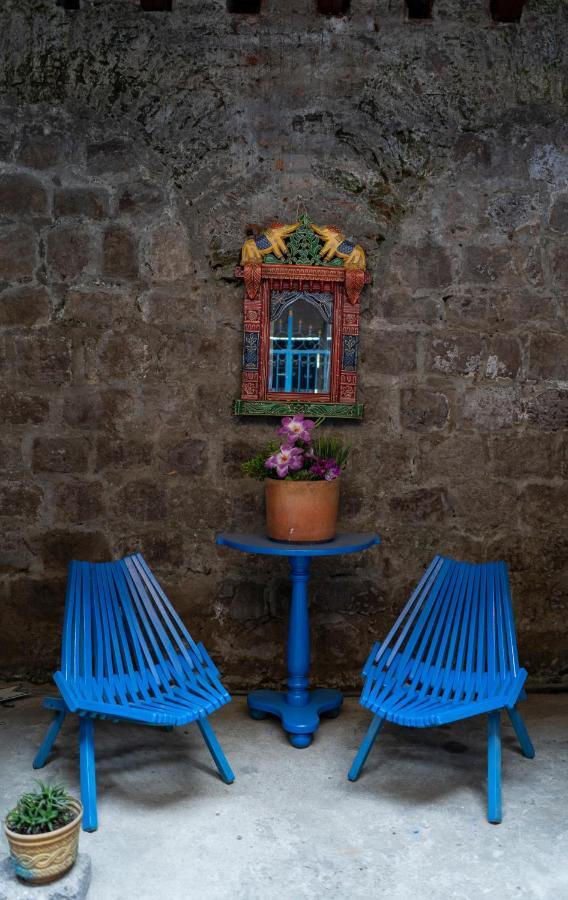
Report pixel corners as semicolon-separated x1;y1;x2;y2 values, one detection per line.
265;444;304;479
309;457;341;481
277;415;316;445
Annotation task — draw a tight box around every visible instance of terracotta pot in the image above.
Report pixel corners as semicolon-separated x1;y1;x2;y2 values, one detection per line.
265;478;340;542
5;798;82;885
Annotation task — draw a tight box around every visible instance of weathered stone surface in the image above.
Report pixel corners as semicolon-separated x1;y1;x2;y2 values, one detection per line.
425;332;483;377
146;224;192;281
47;226;93;280
0;853;91;900
526;389;568;431
0;285;49;326
0;0;566;685
529;334;568;381
401;388;450;432
0;481;42;518
32;436;90;473
0;173;47;215
0;225;36;279
157;436;208;476
55;480;105;524
463;386;522;431
54;187;108;219
363;330;418;375
102;226;138;280
0;390;49;424
13;332;72;385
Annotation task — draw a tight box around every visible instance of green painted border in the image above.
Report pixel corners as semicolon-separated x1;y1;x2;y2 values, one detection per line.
233;400;364;419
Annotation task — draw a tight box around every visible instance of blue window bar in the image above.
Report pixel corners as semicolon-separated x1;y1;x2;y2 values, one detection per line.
269;291;333;394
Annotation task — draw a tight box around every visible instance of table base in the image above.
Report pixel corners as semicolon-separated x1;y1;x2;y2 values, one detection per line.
248;689;343;748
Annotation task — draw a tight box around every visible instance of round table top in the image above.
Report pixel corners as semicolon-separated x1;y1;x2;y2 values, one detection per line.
216;532;380;558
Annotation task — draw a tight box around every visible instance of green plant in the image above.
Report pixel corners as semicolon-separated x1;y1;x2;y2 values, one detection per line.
6;782;75;836
242;416;351;481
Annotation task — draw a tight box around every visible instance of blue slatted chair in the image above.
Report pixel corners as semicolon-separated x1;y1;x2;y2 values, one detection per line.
34;554;235;831
348;556;535;823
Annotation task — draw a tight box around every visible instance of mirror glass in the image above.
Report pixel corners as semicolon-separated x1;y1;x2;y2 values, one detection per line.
269;291;333;394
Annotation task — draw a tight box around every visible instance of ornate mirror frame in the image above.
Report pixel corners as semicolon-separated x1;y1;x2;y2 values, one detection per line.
233;214;371;420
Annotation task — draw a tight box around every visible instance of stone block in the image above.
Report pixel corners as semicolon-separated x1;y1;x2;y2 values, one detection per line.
419;433;488;482
54;187;108;219
0;534;34;573
0;285;50;327
425;332;483;377
118;179;164;216
95;436;153;471
55;480;105;524
16;131;67;170
462;244;542;286
32;436;90;473
386;242;452;291
146;224;192;281
0;174;47;215
41;530;111;568
61;288;138;327
0;853;91;900
86;139;132;174
529;333;568;381
139;287;197;324
0;225;36;279
0;481;42;518
485;335;521;379
526;389;568;430
389;487;447;524
490;433;559;479
157;437;208;475
114;480;168;522
449;479;518;533
113;531;184;568
519;483;568;530
94;332;154;381
362;330;418;375
102;226;138;280
463;386;522;431
13;332;72;385
0;391;49;425
62;387;131;430
549;195;568;233
47;226;93;280
401;388;449;431
378;293;443;326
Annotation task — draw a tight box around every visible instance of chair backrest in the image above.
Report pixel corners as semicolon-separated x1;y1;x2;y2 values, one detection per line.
60;554;205;687
372;556;520;694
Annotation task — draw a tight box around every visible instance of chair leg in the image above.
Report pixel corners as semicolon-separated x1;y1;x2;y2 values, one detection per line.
33;709;67;769
487;711;502;824
197;718;235;785
348;715;384;782
79;717;98;832
507;706;535;759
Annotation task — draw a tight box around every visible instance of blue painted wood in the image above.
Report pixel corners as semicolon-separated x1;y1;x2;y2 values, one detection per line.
507;706;536;759
347;715;384;782
350;556;534;823
216;532;380;557
219;531;380;747
79;717;97;832
197;719;235;784
488;711;502;824
34;553;234;830
33;707;67;769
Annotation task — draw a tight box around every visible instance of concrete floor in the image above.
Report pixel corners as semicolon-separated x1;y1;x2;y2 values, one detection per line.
1;689;567;900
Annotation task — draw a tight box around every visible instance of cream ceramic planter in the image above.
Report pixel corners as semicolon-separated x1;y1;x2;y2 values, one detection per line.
5;798;82;885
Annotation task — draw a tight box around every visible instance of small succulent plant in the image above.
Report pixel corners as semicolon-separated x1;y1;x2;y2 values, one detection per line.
6;782;75;835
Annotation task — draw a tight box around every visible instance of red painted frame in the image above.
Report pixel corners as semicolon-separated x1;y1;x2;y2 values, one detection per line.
236;264;369;406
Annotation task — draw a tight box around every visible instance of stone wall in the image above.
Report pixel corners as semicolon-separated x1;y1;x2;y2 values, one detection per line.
0;0;567;689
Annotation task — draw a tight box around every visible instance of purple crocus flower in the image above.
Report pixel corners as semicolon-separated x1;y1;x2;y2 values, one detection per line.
265;444;304;479
310;457;341;481
277;415;316;445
